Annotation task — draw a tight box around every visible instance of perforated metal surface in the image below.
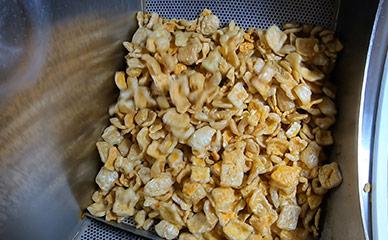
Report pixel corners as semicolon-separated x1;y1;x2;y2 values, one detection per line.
75;214;162;240
78;0;339;239
145;0;339;29
75;218;145;240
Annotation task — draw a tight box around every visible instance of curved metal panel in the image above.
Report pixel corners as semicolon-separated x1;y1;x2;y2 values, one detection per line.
0;1;141;239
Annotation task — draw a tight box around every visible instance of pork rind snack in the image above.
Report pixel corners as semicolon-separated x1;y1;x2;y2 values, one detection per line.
88;9;343;239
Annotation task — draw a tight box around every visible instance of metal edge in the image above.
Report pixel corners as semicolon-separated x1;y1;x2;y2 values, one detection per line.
357;0;387;239
85;213;163;240
333;0;341;30
71;218;93;240
141;0;146;12
372;47;388;240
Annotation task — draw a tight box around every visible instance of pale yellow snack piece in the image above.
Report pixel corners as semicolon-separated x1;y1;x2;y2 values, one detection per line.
155;220;180;240
182;181;207;204
308;194;323;209
227;82;249;108
114;71;127;90
157;202;185;227
178;233;197;240
114;155;134;175
95;167;118;193
277;204;301;230
301;67;324;82
220;146;245;187
134;210;146;228
286;122;301;138
96;141;112;163
187;212;211;234
87;202;109;218
279;228;309;240
197;9;220;35
167;149;186;176
220;162;244;188
300;141;321;169
201;49;222;73
102;125;123;145
363;183;372;193
265;25;287;52
190;166;211;183
249;213;277;238
112;187;139;217
144;173;174;197
143;218;154;231
295;38;318;57
318;162;342;189
271;165;301;190
248;189;274;216
294;84;312;105
188;126;216;156
223;219;254;240
211;187;235;212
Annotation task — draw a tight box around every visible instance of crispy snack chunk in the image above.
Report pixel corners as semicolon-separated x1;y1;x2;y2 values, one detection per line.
88;9;343;239
277;204;302;230
112;187;139;217
223;219;254;240
271;165;301;192
155;220;180;240
144;173;174;197
95;167;118;193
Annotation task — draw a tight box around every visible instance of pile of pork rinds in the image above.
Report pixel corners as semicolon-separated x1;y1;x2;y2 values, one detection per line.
87;9;343;240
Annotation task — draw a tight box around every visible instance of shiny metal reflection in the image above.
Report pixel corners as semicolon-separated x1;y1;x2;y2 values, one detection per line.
0;1;141;239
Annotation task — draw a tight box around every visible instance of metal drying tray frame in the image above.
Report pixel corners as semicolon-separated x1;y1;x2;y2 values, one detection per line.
80;0;340;239
84;213;162;240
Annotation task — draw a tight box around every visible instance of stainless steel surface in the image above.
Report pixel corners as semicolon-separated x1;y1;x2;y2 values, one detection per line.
73;218;144;240
363;1;388;239
79;213;162;240
145;0;339;30
0;0;141;239
320;0;380;239
371;39;388;239
0;0;382;239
